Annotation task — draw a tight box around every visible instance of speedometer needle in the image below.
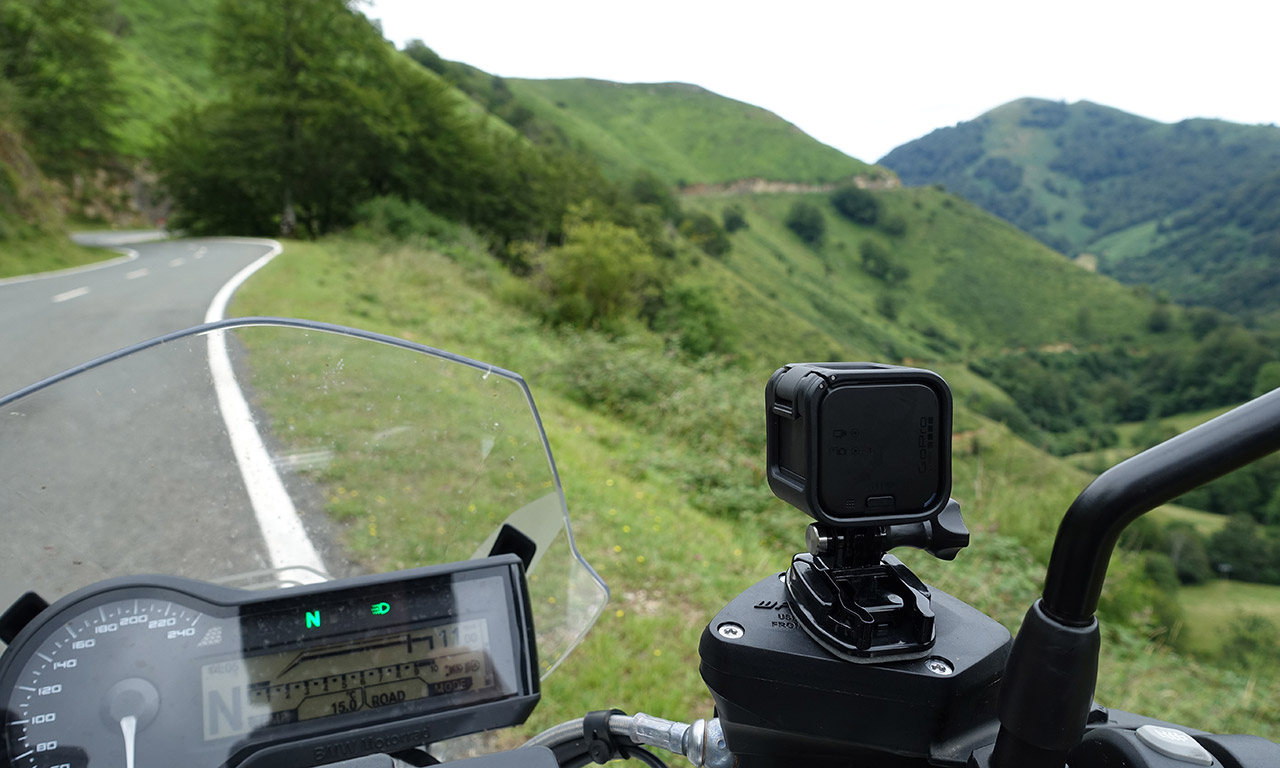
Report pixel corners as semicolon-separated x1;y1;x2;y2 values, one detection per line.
120;715;137;768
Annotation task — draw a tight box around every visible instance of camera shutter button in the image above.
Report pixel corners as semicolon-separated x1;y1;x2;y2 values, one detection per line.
1135;725;1215;765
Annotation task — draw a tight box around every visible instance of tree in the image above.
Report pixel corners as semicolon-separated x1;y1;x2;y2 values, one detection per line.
1207;514;1275;583
830;186;879;226
722;204;748;233
209;0;401;236
630;173;681;223
1253;361;1280;398
786;201;825;246
679;211;730;258
402;39;448;75
0;0;121;174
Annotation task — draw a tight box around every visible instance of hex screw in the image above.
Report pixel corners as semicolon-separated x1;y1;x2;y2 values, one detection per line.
925;658;954;676
717;622;745;640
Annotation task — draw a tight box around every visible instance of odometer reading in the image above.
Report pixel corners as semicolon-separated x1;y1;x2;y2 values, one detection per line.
201;619;492;740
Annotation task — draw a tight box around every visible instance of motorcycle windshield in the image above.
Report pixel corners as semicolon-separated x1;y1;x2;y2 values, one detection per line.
0;318;607;677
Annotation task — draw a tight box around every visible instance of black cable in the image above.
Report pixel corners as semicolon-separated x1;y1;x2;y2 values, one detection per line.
618;745;669;768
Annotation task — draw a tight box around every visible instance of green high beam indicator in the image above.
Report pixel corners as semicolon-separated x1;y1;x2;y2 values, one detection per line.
305;610;321;629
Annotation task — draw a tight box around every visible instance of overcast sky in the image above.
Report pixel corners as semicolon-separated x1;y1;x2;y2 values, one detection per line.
363;0;1280;163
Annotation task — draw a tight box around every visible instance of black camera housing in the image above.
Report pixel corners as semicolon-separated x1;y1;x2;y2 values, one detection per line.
766;363;952;527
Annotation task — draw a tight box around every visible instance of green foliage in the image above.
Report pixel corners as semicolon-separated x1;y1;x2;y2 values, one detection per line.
1143;552;1180;593
519;209;666;331
859;239;908;284
629;173;682;223
785;201;825;246
1207;515;1280;584
1147;304;1172;333
157;0;586;241
973;157;1024;193
721;204;748;233
401;39;447;75
353;196;460;242
1220;614;1280;669
879;212;909;237
1253;361;1280;397
1109;171;1280;320
830;186;879;225
678;211;730;258
973;324;1275;456
1133;414;1179;450
0;0;122;174
1167;525;1213;585
651;285;736;357
874;293;900;321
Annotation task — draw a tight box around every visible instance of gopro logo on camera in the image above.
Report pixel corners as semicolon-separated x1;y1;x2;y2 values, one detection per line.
766;363;952;527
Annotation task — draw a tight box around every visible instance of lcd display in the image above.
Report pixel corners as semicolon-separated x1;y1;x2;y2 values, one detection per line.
202;619;494;739
199;574;519;742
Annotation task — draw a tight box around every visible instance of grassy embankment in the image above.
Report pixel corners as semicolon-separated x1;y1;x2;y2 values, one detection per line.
0;238;117;280
230;233;1280;741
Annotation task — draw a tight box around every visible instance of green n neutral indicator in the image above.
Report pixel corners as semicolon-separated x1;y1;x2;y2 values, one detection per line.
305;610;321;629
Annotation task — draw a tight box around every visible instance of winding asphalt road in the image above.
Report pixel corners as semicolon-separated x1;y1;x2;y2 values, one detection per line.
0;236;324;610
0;236;270;395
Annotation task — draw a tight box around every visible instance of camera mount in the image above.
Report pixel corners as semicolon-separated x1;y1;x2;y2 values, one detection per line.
787;500;970;661
765;363;967;661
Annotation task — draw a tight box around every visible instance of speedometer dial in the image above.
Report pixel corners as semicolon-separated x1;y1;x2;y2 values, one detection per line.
5;598;204;768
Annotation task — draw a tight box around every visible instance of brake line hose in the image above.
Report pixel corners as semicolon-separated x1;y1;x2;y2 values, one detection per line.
524;711;734;768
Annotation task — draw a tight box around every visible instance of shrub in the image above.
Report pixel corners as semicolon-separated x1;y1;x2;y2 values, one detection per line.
630;172;681;223
875;293;899;320
880;213;908;236
859;239;909;284
678;211;731;258
524;210;665;331
354;196;458;241
653;285;736;357
722;204;748;233
831;186;879;226
785;201;825;246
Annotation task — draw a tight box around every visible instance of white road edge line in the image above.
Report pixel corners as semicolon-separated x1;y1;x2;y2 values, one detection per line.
0;247;141;287
52;286;90;303
204;238;328;586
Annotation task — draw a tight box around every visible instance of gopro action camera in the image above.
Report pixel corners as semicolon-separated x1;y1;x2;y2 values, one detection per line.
766;363;952;527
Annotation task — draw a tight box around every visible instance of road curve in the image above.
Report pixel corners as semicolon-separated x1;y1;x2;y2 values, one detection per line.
0;237;277;395
0;237;321;609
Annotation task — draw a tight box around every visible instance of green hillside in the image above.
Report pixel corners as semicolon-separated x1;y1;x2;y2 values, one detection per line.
881;98;1280;257
880;99;1280;325
506;78;882;186
0;107;112;277
1102;171;1280;325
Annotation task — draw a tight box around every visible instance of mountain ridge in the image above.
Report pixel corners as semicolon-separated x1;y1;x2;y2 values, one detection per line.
879;97;1280;322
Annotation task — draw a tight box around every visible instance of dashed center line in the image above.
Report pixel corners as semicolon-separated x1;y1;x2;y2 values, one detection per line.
52;287;90;303
170;258;186;267
125;268;150;280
